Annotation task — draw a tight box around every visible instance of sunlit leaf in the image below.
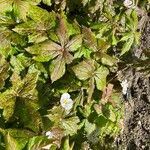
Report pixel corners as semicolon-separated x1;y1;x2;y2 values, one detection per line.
42;0;52;6
27;136;51;150
0;90;16;121
72;59;94;80
0;28;26;57
66;34;82;52
5;133;20;150
94;65;109;90
121;37;134;55
62;116;80;136
101;53;117;66
50;56;66;83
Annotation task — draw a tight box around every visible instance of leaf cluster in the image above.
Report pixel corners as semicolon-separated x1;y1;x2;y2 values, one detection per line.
0;0;149;149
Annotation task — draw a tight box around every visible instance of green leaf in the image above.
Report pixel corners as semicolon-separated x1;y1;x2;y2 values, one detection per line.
94;66;109;90
13;0;30;21
0;90;16;121
47;106;64;125
14;101;42;132
87;78;95;102
108;109;116;122
10;54;32;73
121;37;134;55
4;129;35;138
13;72;39;101
101;53;117;66
0;0;12;13
62;136;69;150
130;9;138;30
14;8;56;43
42;0;52;6
0;0;40;21
84;119;96;136
74;46;92;59
2;129;34;150
0;28;26;57
27;136;51;150
0;55;9;89
5;133;20;150
62;116;80;136
97;39;110;52
134;31;141;45
50;56;66;82
66;34;82;52
72;59;95;80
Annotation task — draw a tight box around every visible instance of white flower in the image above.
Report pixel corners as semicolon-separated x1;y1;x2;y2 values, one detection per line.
123;0;133;8
60;93;73;111
121;79;128;95
42;144;52;150
46;131;54;139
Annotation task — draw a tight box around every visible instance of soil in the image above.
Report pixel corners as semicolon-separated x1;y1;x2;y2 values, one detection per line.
117;16;150;150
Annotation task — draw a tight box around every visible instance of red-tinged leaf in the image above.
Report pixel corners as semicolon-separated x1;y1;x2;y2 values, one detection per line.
82;27;97;51
101;84;115;106
63;50;74;64
57;16;69;47
26;41;62;62
102;84;113;100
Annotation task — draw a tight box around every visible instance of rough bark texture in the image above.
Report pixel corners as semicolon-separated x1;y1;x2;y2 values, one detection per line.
118;17;150;150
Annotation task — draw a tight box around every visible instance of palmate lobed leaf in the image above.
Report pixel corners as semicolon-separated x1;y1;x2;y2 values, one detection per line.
0;0;40;21
0;0;131;148
0;28;26;57
73;59;109;90
14;101;42;132
10;54;32;73
13;6;56;43
26;14;82;82
25;40;62;62
0;72;40;123
0;128;35;150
